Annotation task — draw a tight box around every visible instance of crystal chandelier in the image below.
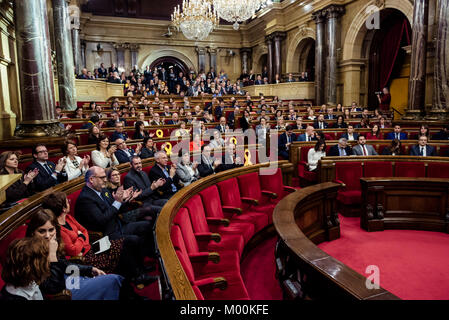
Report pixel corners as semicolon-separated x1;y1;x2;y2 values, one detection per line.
212;0;267;30
172;0;219;41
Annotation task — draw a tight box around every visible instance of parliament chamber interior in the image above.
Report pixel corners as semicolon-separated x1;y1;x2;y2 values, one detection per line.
0;0;449;303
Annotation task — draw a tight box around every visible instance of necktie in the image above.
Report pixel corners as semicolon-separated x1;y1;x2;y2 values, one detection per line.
362;146;367;156
420;147;424;156
43;163;53;175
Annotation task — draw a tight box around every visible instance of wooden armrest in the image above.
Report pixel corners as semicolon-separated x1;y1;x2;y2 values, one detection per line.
241;197;259;206
189;252;220;264
283;186;296;193
222;206;243;215
44;289;72;300
262;190;278;199
206;217;230;227
195;232;221;243
334;179;346;188
195;277;228;291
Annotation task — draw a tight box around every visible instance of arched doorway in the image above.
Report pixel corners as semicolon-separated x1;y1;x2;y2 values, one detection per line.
149;56;189;78
297;38;315;81
257;54;268;76
363;9;411;109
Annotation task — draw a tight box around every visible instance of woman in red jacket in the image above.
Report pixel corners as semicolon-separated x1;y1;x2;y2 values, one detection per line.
366;124;382;140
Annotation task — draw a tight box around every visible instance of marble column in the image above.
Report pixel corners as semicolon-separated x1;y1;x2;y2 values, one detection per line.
81;40;86;69
408;0;429;112
129;44;139;70
273;32;286;80
265;35;274;83
240;48;252;74
433;0;449;113
71;28;82;75
312;10;326;106
13;0;63;137
53;0;76;111
114;43;126;72
196;47;207;72
324;5;345;106
208;47;217;73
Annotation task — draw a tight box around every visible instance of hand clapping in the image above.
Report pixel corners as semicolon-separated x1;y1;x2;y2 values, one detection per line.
24;168;39;185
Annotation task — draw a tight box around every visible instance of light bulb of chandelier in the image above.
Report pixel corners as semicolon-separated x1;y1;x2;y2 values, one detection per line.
233;22;239;30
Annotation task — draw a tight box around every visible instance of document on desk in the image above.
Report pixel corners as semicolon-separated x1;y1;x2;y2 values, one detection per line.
92;236;111;254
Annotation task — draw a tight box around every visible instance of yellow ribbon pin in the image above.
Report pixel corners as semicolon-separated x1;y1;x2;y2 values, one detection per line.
230;137;237;145
244;149;253;166
156;129;164;138
165;142;173;156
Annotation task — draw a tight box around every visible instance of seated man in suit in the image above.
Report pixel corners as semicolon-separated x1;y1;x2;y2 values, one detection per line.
114;138;142;164
214;99;226;121
292;117;305;130
386;124;408;140
328;138;353;156
166;112;179;125
278;125;297;159
215;143;243;173
409;135;437;157
26;144;68;192
227;107;240;130
148;151;181;200
123;156;167;207
215;116;228;133
432;124;449;140
198;144;222;178
313;114;329;130
297;125;317;142
106;111;127;128
352;135;378;156
74;166;157;283
110;122;130;142
324;108;335;120
150;113;162;126
341;124;359;141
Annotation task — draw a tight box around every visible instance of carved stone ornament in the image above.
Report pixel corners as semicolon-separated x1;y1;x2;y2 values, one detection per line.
14;121;65;138
332;212;340;226
366;204;374;220
375;0;386;9
376;204;384;219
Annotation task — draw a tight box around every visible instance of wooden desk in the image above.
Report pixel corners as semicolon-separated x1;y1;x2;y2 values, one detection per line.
0;174;22;205
360;177;449;233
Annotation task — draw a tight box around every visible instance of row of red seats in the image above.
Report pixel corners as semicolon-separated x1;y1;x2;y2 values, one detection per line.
170;168;298;300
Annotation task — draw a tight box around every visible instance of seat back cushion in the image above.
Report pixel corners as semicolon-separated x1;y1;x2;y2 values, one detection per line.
237;172;262;201
364;161;393;177
394;162;426;177
184;195;210;234
67;189;82;217
199;186;224;219
217;178;242;208
427;162;449;178
173;208;199;254
259;167;283;196
171;226;195;282
335;162;363;190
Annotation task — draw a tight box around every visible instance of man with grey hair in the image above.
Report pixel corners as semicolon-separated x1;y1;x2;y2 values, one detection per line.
148;151;180;199
328;138;353;156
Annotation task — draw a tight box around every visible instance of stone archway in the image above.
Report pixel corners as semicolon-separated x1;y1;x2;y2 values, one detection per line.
286;27;316;73
252;44;268;74
139;49;196;73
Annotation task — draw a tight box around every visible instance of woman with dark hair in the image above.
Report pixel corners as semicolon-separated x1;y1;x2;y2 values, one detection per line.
87;125;102;145
89;101;96;111
336;103;343;113
0;237;49;300
62;140;90;181
333;115;347;129
140;137;157;159
26;209;124;300
176;149;199;187
133;121;149;140
239;109;252;132
417;124;430;140
275;109;284;120
343;108;352;120
0;151;37;213
307;140;326;171
91;135;119;168
74;107;85;119
356;117;370;129
382;139;402;155
366;124;381;140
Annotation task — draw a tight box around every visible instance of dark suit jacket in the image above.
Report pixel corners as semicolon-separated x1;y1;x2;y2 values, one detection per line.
278;133;297;153
115;148;135;164
385;132;407;140
297;134;317;142
214;106;224;120
409;145;437;156
341;133;359;141
166;120;179;125
123;169;156;202
110;131;129;142
239;117;251;132
313;121;329;130
148;165;180;198
139;147;155;159
197;155;216;178
215;125;227;133
215;154;242;173
328;145;352;156
26;161;67;192
74;186;121;235
106;118;127;128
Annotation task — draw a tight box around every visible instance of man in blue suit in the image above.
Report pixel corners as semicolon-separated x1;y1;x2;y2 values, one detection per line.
341;125;359;141
386;124;408;140
297;126;317;142
114;138;142;164
278;125;297;160
111;122;129;142
409;135;437;157
26;144;68;192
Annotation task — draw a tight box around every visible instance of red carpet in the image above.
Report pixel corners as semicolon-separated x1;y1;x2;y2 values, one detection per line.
240;237;283;300
318;215;449;300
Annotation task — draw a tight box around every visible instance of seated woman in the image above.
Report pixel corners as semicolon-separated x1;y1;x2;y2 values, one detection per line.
413;124;430;140
140;136;158;159
0;237;49;300
366;124;381;140
136;112;149;127
307;109;316;121
26;209;124;300
190;133;204;153
62;140;90;181
133;121;149;140
74;107;86;119
0;151;37;213
87;125;102;145
336;103;343;113
176;150;200;187
381;139;402;155
209;130;225;150
91;135;119;169
333;115;347;129
343;108;352;120
356;118;370;129
307;140;326;172
174;121;190;138
41;192;153;290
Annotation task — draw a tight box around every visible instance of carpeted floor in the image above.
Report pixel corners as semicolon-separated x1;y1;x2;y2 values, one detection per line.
318;215;449;300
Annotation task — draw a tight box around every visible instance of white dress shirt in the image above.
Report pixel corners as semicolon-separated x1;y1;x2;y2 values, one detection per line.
91;150;119;169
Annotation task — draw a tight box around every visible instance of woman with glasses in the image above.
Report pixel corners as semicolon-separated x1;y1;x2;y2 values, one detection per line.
91;135;119;169
61;140;90;181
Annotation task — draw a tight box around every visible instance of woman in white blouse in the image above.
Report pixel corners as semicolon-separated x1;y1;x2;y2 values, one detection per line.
307;140;326;171
62;140;90;181
136;112;149;126
91;135;119;169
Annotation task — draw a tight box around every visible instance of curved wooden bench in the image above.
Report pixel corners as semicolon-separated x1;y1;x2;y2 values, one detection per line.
273;183;400;300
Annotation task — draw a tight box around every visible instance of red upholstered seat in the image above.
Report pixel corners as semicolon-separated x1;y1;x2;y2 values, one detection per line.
427;162;449;178
259;167;299;201
67;189;82;216
217;178;269;232
237;172;276;223
364;161;393;177
297;146;318;184
394;162;426;177
335;162;363;206
173;208;240;277
199;186;255;244
142;165;152;175
120;171;127;185
184;195;244;257
337;190;362;205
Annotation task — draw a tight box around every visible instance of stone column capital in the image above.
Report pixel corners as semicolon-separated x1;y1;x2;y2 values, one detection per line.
272;31;286;42
312;10;326;24
322;5;345;19
240;47;252;54
129;43;140;51
196;47;207;55
265;35;273;44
